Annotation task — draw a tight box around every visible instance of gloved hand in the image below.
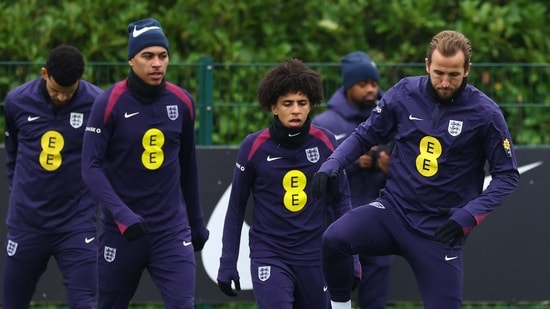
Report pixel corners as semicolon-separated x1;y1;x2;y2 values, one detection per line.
123;221;149;241
435;220;462;247
434;207;463;247
192;228;210;252
312;172;329;198
311;159;341;198
217;279;241;297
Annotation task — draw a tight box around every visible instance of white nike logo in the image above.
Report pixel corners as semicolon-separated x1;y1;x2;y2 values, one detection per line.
288;132;301;137
266;155;283;162
183;241;192;246
27;116;40;122
323;286;328;292
124;112;140;118
202;184;254;290
200;161;544;292
445;255;458;261
85;237;95;244
334;133;347;141
408;114;423;121
132;25;161;37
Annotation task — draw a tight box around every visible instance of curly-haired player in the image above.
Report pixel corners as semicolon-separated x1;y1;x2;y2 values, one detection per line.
217;59;353;309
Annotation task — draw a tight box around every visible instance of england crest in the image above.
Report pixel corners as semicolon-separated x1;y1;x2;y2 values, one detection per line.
305;147;320;163
258;265;271;282
166;105;179;121
70;112;84;128
104;246;116;262
6;239;17;256
448;120;463;136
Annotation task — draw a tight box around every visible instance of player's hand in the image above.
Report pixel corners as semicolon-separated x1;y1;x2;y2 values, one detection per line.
312;172;329;198
376;149;391;175
312;159;341;198
435;220;462;247
218;279;241;297
357;153;375;169
434;208;463;247
123;221;149;241
192;228;210;252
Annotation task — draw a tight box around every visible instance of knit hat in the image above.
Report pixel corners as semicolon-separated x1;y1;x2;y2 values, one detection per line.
127;18;169;60
341;51;379;90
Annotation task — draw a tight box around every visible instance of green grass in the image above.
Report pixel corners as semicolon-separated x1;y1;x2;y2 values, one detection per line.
186;302;550;309
14;301;550;309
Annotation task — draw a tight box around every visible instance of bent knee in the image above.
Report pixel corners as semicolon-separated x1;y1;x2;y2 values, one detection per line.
322;225;352;255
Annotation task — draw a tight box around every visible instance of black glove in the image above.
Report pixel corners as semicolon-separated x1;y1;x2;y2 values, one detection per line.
312;172;330;198
123;221;149;241
218;279;241;297
434;220;462;247
192;229;210;252
312;159;341;198
351;276;361;291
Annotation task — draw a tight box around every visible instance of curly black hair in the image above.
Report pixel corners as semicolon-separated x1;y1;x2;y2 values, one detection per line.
45;44;85;87
257;59;323;111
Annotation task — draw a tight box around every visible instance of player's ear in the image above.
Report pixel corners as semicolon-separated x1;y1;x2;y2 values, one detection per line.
464;62;472;78
271;104;278;116
425;57;430;74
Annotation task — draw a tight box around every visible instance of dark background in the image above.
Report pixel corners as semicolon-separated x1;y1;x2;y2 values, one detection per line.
0;147;547;303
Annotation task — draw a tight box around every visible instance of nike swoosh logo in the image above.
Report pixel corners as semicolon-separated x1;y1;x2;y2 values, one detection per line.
85;237;95;244
124;112;140;118
200;160;545;292
323;286;328;292
266;155;283;162
288;132;301;137
335;133;347;141
445;255;458;261
183;241;192;246
132;25;161;37
28;116;40;122
202;184;254;290
409;114;423;121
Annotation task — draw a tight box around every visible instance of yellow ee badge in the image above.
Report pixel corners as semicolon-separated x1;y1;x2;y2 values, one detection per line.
503;138;512;157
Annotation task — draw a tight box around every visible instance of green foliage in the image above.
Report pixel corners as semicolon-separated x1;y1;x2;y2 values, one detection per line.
0;0;548;146
1;0;548;63
0;0;151;62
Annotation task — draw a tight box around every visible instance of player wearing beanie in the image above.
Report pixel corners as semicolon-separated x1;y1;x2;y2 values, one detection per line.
313;51;393;309
82;17;208;309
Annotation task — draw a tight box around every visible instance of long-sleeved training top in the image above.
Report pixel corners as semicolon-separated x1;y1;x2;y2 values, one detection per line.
328;76;519;238
81;78;205;234
4;78;102;232
219;124;352;269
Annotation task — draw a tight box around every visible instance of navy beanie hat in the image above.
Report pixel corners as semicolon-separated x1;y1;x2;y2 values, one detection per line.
341;51;379;90
127;18;169;60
